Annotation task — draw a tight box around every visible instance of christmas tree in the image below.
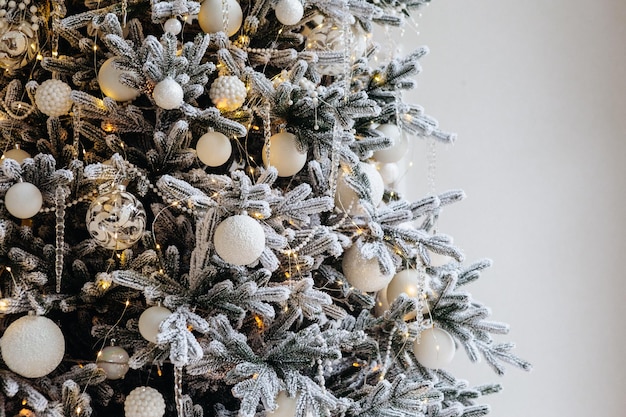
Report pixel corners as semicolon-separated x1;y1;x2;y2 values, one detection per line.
0;0;531;416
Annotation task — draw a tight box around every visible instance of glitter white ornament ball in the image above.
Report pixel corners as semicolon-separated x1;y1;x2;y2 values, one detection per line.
196;131;232;167
413;327;456;369
35;79;73;117
335;162;384;214
152;77;184;109
98;57;140;102
198;0;243;36
213;215;265;266
0;314;65;378
342;243;394;292
97;345;130;380
2;147;30;163
373;124;408;163
138;306;172;344
124;386;166;417
262;131;307;177
209;75;247;112
274;0;304;26
4;182;42;219
163;17;182;35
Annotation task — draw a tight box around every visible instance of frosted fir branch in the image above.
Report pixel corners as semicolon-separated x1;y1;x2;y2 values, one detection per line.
455;260;493;287
60;380;93;417
179;104;248;137
157;305;210;366
156;174;216;211
272;277;335;333
270;183;334;226
147;120;196;172
151;0;201;22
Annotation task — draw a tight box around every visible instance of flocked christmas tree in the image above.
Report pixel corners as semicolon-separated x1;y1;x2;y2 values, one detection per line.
0;0;531;416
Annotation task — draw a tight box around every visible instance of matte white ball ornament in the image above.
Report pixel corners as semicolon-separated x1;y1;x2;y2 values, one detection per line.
98;57;140;102
96;345;130;380
262;131;307;177
335;162;384;214
0;314;65;378
209;75;247;112
163;17;182;35
196;131;232;166
378;162;399;185
152;77;184;109
413;327;456;369
124;386;166;417
4;182;42;219
373;124;408;163
387;269;421;302
274;0;304;26
267;391;313;417
35;79;73;117
374;287;390;317
198;0;243;36
214;214;265;265
342;243;394;293
138;306;172;344
2;147;30;163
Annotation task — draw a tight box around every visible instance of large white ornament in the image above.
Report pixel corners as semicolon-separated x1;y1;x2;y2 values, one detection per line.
335;162;384;214
377;162;399;186
35;79;73;117
2;147;30;163
196;131;232;167
96;345;130;380
209;75;247;112
387;269;421;302
373;124;408;163
413;327;456;369
262;131;307;177
124;386;166;417
198;0;243;36
374;287;390;317
274;0;304;26
342;243;394;293
0;314;65;378
138;306;172;344
214;214;265;266
163;18;182;35
4;182;42;219
98;57;140;102
152;77;184;109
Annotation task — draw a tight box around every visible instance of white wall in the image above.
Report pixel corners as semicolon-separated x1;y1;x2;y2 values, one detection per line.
396;1;626;416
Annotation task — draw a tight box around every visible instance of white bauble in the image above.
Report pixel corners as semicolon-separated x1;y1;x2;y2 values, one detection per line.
35;79;73;117
138;306;172;344
262;131;307;177
373;124;408;163
196;131;232;166
0;315;65;378
266;391;314;417
378;162;399;186
152;77;184;110
124;386;166;417
342;243;394;293
209;75;247;112
374;287;390;317
96;345;130;380
413;327;456;369
214;215;266;265
163;18;182;35
4;182;42;219
198;0;243;36
335;162;384;214
274;0;304;26
98;57;140;102
2;147;30;163
387;269;421;302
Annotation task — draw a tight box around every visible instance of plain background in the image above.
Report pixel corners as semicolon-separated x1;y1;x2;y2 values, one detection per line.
389;0;626;416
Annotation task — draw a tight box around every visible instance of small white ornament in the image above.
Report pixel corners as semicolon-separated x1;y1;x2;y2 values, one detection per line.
0;314;65;378
124;386;166;417
377;162;399;185
373;124;408;163
209;75;247;112
374;287;389;317
342;243;394;293
96;345;130;380
198;0;243;36
274;0;304;26
196;131;232;167
2;147;30;163
414;327;456;369
213;214;265;266
4;182;42;219
35;79;73;117
163;17;182;35
98;57;140;102
138;305;172;344
262;131;307;177
335;162;384;214
152;77;184;110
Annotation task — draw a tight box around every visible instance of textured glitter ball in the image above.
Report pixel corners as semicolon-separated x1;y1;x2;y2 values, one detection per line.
209;75;247;112
35;79;73;117
124;386;166;417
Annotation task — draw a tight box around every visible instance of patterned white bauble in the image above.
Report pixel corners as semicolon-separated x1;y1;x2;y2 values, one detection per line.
163;17;182;35
274;0;304;26
335;162;384;214
124;386;166;417
2;147;30;163
4;182;42;219
96;345;130;380
342;243;394;293
152;77;184;109
413;327;456;369
0;314;65;378
196;131;232;167
377;162;399;186
0;22;38;70
35;79;73;117
138;306;172;344
209;75;247;112
98;57;140;102
198;0;243;36
213;214;265;266
373;124;408;163
262;131;307;177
